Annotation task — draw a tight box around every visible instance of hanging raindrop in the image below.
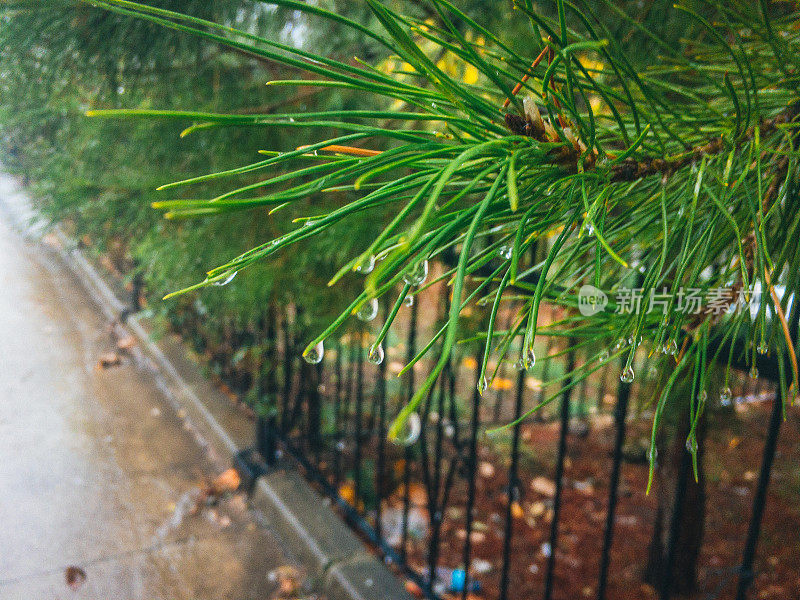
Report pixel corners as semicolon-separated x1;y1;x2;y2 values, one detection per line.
303;341;324;364
620;366;635;383
664;339;678;355
749;364;759;379
757;342;768;355
403;295;414;307
699;389;708;403
392;412;422;446
524;345;536;369
498;245;513;260
367;342;384;365
214;271;237;286
685;435;698;454
477;375;488;396
356;298;379;322
403;259;429;286
355;255;375;274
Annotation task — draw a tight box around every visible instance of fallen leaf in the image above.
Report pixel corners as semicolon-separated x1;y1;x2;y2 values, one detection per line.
96;352;121;369
491;376;514;391
531;476;556;497
462;356;478;370
478;461;495;478
405;580;424;598
116;336;136;351
65;566;86;590
268;565;301;596
211;468;241;495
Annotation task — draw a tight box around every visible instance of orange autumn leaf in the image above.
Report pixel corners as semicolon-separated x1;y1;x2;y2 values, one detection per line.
491;376;514;391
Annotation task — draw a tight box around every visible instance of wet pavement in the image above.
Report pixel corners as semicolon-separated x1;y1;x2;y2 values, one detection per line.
0;176;304;599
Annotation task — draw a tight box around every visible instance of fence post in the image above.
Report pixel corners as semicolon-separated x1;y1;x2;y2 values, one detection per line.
734;387;784;599
596;375;632;600
543;348;576;600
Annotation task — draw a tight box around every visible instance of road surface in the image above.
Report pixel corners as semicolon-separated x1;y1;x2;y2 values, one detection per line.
0;173;302;599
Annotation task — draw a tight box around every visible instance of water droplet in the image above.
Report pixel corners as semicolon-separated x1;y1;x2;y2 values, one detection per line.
403;295;414;307
583;222;595;236
355;255;375;274
392;412;422;446
403;260;429;286
214;271;237;286
699;390;708;403
599;349;609;361
524;345;536;369
303;219;317;228
685;435;698;454
356;298;379;322
336;440;346;451
757;342;768;355
303;341;324;364
498;245;513;260
663;340;678;355
367;342;384;365
477;376;488;396
620;366;635;383
749;364;759;379
613;338;626;352
720;387;732;406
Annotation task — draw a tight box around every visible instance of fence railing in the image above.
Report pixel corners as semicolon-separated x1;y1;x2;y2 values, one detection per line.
227;285;800;600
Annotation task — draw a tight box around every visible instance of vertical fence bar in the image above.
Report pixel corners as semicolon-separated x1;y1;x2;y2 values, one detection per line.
426;365;449;596
461;352;483;600
659;436;693;600
375;307;389;539
256;302;279;466
400;299;418;563
734;387;784;600
281;307;294;434
333;340;344;486
499;367;527;600
353;334;365;506
543;349;576;600
596;377;632;600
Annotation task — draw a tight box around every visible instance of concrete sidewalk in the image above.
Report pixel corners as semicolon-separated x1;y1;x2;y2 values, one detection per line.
0;195;308;598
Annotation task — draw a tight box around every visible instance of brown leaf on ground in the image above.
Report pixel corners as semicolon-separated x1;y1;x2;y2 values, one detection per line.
530;475;556;497
210;468;241;495
65;566;86;590
193;468;242;513
96;352;121;369
116;336;136;352
268;565;301;597
42;232;62;249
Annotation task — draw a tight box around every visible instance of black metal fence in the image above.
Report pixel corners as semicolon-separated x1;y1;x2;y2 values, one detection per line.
240;292;795;600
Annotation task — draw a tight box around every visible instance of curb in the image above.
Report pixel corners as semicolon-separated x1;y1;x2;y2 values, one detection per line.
0;173;413;600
